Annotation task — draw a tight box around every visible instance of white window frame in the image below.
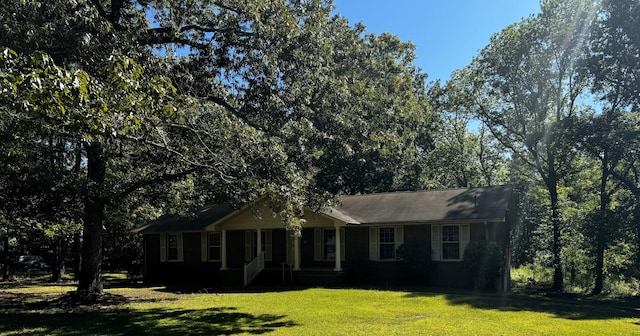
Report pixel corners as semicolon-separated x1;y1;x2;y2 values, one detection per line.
160;233;183;262
208;232;222;261
379;227;396;260
441;225;460;260
431;224;470;262
369;226;404;261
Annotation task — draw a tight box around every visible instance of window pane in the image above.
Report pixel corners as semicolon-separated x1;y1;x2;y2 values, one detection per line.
380;244;395;259
209;232;221;246
209;232;221;260
379;228;395;243
379;228;396;260
442;242;459;259
209;246;221;260
324;229;336;260
167;234;178;260
442;226;459;242
168;235;178;248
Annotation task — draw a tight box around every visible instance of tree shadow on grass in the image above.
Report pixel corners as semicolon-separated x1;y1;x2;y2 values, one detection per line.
403;289;640;321
0;306;297;335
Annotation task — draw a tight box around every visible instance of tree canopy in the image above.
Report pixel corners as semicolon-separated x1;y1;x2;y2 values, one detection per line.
0;0;433;293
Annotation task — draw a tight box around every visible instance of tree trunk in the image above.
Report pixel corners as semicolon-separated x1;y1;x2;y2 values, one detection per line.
549;182;564;291
73;141;83;280
50;235;63;282
1;235;9;281
592;151;612;295
592;239;605;294
73;232;82;280
635;202;640;272
77;143;107;294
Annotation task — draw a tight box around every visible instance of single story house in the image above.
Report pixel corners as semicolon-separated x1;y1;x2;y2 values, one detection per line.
133;185;515;290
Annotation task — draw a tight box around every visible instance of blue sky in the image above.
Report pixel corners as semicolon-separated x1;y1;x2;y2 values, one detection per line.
332;0;541;83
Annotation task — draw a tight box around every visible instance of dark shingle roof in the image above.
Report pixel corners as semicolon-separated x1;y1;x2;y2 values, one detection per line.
134;185;512;233
323;185;512;224
132;204;235;233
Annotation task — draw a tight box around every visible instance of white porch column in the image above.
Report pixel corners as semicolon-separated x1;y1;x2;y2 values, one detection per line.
334;226;342;271
220;229;228;270
293;235;301;271
256;228;262;257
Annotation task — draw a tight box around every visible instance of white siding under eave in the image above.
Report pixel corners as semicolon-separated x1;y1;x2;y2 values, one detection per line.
216;201;334;230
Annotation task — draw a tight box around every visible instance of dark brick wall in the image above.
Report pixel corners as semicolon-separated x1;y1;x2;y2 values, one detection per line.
144;233;221;285
345;226;369;263
142;221;507;289
405;225;429;245
429;261;473;288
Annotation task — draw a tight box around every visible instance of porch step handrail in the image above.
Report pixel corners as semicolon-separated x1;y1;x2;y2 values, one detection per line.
243;251;265;286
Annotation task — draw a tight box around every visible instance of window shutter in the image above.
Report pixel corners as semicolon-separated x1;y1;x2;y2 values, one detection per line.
314;228;322;261
340;227;346;261
460;224;470;260
244;231;252;262
369;227;379;261
395;226;404;257
159;234;166;262
431;225;441;261
176;234;184;262
265;230;273;261
201;232;208;262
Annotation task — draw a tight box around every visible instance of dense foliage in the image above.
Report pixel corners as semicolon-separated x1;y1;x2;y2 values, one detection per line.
463;241;503;290
0;0;433;292
448;0;640;294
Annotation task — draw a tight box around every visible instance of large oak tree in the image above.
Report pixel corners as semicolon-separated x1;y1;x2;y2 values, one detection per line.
0;0;432;294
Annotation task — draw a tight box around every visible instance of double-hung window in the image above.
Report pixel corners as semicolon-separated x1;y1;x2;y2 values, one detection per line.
368;226;404;261
441;225;460;260
167;234;179;261
431;224;469;261
209;232;221;261
379;227;396;260
160;233;183;262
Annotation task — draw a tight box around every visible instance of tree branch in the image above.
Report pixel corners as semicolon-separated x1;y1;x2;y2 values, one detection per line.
201;95;271;135
88;0;124;30
115;167;200;201
142;24;252;48
88;0;108;21
179;25;253;37
109;0;125;24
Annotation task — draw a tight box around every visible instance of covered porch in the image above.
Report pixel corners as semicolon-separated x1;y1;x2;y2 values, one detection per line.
208;226;346;273
201;201;351;285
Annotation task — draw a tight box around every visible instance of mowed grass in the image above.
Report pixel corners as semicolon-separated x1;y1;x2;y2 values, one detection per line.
1;279;639;335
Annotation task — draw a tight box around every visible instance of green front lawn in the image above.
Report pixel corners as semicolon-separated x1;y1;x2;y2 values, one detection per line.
0;281;638;335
